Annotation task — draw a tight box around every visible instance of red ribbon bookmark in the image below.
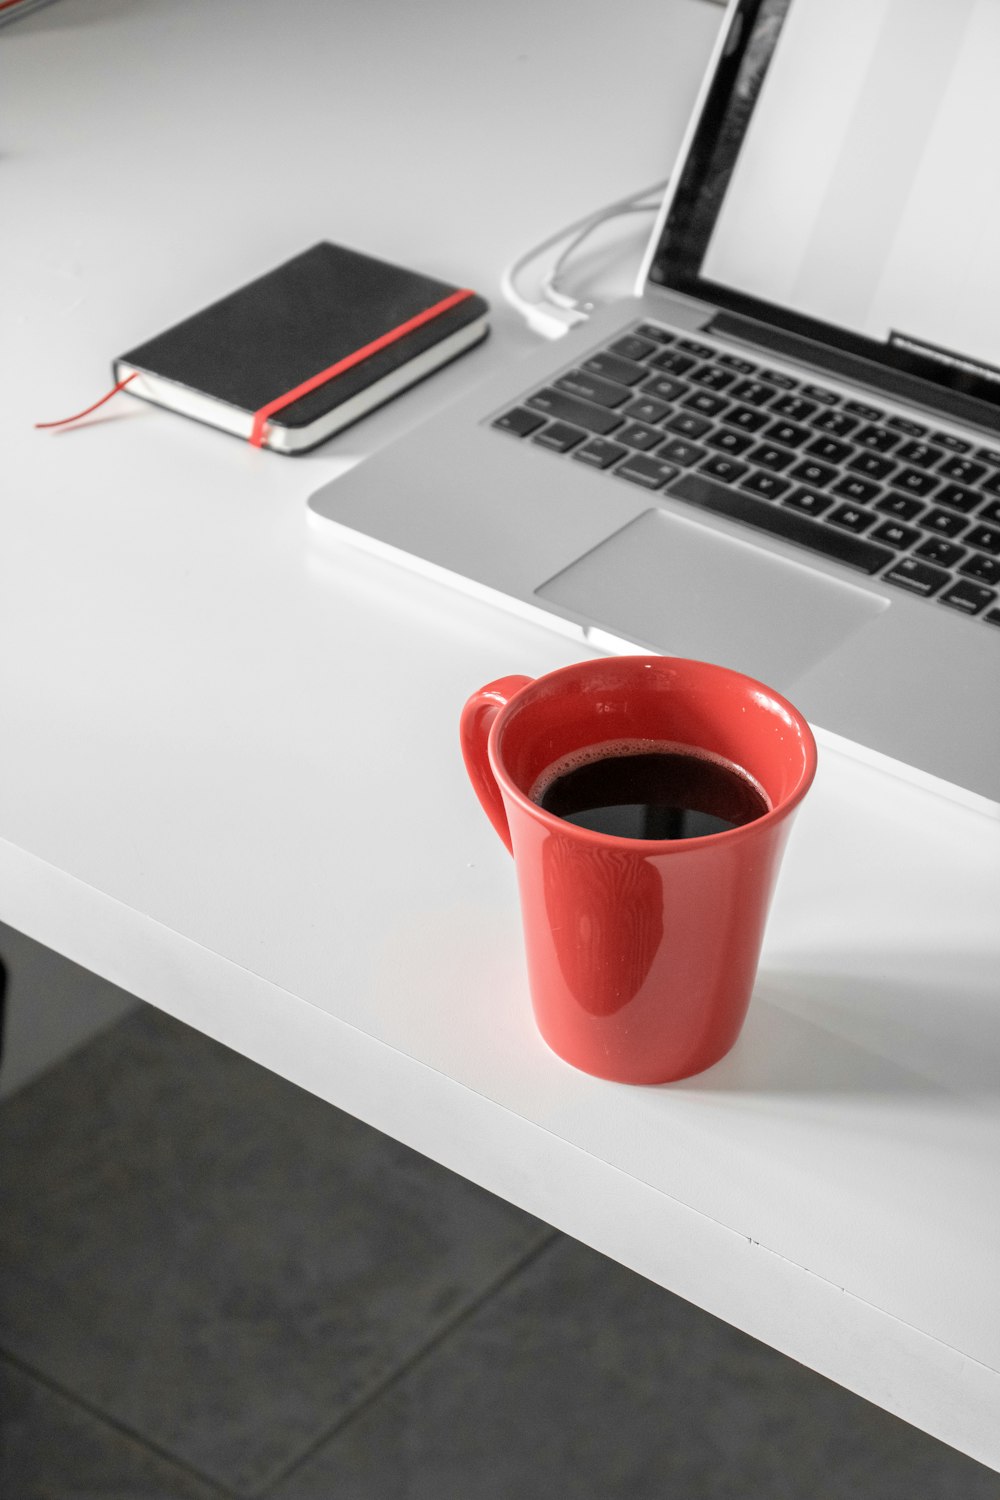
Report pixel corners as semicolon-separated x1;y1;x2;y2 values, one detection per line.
34;372;139;429
248;286;476;448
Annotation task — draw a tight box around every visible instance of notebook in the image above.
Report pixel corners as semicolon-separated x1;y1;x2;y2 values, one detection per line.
114;243;489;454
309;0;1000;805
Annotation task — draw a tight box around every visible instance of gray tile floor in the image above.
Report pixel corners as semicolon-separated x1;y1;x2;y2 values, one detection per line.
2;1003;998;1500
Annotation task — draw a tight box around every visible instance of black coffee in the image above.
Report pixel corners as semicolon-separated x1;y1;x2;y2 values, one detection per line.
535;744;769;840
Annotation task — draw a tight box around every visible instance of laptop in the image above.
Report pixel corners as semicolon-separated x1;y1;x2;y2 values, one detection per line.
309;0;1000;805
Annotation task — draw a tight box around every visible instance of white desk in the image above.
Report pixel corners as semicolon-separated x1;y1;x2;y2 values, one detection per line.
4;0;999;1472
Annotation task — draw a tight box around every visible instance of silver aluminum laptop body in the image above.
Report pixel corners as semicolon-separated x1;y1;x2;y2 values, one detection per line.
310;0;1000;804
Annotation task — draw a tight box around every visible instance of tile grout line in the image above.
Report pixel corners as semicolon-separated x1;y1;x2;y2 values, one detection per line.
254;1228;563;1498
0;1343;240;1500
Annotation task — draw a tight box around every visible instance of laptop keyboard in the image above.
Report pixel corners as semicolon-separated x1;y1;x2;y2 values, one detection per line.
491;321;1000;626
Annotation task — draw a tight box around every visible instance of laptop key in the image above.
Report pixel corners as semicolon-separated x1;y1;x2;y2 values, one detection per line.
985;608;1000;627
700;454;750;484
492;407;546;438
664;410;713;439
801;383;839;405
526;388;624;435
979;498;1000;524
705;427;754;456
939;580;997;616
920;508;967;539
573;437;630;471
783;487;833;517
749;442;795;472
894;467;940;497
808;435;853;464
635;323;675;343
730;379;778;406
915;537;966;568
717;353;757;374
828;503;877;534
938;455;987;485
872;519;920;548
617;421;666;451
741;470;791;500
760;369;798;390
623;394;672;425
880;557;950;596
532;421;586;453
789;458;836;487
961;553;1000;585
659;438;708;466
582;351;648;386
853;424;898;452
643;374;689;403
966;523;1000;556
676;338;715;357
683;390;729;417
604;338;658;366
555;370;633;407
615;454;679;491
887;415;928;437
769;395;817;422
723;404;770;434
832;475;880;504
766;420;810;447
896;440;944;469
650;349;697;376
668;472;894;574
687;364;736;391
814;410;859;437
934;431;972;453
876;492;924;522
848;450;896;480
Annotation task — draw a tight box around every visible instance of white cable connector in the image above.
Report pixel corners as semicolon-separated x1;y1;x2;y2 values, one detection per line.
500;178;669;339
499;262;591;340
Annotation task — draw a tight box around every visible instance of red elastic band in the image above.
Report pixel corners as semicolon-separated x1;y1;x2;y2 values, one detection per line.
35;372;139;429
249;286;476;448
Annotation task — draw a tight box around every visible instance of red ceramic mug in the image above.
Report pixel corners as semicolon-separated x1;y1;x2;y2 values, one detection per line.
461;656;817;1084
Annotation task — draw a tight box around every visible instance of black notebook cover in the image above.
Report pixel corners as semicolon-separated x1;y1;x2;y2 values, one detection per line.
115;242;489;450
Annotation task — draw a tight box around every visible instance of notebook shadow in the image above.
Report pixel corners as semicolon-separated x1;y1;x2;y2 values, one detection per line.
674;948;1000;1097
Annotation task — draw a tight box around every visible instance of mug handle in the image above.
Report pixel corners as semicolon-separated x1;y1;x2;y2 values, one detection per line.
460;676;533;855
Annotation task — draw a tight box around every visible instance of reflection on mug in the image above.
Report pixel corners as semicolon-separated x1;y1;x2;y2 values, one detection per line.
542;834;663;1016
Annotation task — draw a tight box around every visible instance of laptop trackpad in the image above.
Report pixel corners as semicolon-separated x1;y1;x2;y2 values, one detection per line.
536;507;887;686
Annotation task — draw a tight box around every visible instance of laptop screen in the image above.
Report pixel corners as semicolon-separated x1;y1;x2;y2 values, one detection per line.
648;0;1000;416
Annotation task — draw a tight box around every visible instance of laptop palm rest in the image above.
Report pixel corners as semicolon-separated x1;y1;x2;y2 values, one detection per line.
536;507;888;687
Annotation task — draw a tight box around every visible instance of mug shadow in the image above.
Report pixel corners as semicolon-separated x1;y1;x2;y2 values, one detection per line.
672;949;1000;1097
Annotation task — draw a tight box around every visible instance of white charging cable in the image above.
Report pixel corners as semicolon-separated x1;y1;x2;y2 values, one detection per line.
500;177;669;339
